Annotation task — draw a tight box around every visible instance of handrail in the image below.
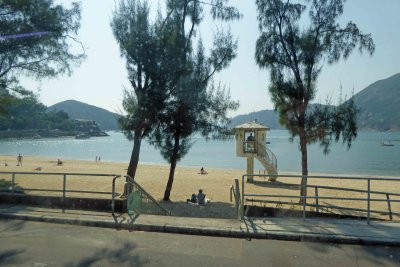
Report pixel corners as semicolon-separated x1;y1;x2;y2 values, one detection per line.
125;175;170;215
240;174;400;224
256;141;277;169
111;175;122;214
0;171;122;213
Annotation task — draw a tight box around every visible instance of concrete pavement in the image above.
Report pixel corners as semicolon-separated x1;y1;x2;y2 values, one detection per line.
0;204;399;246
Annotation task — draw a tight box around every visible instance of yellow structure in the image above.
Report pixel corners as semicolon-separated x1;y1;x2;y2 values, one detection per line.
234;121;278;182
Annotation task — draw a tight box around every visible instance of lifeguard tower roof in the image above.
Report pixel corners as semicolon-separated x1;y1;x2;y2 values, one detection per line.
234;121;270;130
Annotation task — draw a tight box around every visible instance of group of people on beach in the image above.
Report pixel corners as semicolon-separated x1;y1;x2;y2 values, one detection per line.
187;189;208;205
95;156;101;163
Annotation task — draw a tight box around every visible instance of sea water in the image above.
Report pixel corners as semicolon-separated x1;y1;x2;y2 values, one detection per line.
0;130;399;176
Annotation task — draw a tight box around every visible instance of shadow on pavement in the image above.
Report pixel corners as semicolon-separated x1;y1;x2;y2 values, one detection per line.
63;242;147;267
0;248;26;265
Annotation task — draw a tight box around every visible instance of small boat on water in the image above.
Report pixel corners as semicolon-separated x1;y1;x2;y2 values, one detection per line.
380;141;394;146
75;133;91;139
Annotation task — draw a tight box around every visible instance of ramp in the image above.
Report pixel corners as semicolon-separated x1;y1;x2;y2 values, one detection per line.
126;175;171;216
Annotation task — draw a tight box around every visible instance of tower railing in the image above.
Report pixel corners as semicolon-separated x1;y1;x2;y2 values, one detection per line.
256;141;277;170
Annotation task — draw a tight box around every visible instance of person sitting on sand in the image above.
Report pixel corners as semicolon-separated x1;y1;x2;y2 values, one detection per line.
186;193;197;204
198;167;208;175
197;189;206;205
57;159;63;166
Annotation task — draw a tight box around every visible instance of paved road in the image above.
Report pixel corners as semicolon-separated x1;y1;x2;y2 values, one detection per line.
0;219;399;267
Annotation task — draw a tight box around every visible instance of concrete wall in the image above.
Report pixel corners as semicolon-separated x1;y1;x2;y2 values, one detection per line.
0;193;126;212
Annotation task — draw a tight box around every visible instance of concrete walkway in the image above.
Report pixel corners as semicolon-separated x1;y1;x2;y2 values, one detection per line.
1;204;399;246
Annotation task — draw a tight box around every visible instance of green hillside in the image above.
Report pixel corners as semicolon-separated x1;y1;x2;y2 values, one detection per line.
352;73;400;131
230;73;400;131
47;100;120;130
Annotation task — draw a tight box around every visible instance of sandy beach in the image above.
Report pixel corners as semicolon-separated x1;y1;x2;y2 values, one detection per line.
0;155;398;220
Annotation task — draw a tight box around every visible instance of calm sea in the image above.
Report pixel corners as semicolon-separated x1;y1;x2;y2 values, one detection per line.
0;130;399;176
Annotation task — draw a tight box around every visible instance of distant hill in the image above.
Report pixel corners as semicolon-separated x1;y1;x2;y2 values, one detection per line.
229;109;282;129
230;73;400;131
47;100;120;130
352;73;400;131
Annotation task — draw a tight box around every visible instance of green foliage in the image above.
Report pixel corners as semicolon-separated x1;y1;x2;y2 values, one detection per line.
0;0;84;82
112;0;174;141
255;0;374;177
149;0;240;165
0;86;71;131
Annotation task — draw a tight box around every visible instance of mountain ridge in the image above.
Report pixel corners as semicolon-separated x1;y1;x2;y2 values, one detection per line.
47;100;120;130
230;73;400;131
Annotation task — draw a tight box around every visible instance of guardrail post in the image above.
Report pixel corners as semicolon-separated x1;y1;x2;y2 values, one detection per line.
367;179;371;224
62;174;67;212
315;187;319;213
302;176;306;220
386;194;393;220
241;176;245;220
235;178;240;219
11;173;15;194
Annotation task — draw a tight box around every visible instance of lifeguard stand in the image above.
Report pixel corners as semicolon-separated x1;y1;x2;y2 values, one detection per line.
234;121;278;182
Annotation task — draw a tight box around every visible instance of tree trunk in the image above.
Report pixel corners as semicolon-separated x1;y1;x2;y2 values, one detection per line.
123;129;142;197
163;134;180;201
299;125;308;204
127;129;142;178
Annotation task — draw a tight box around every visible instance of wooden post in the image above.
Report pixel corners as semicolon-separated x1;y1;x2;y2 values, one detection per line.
386;194;393;221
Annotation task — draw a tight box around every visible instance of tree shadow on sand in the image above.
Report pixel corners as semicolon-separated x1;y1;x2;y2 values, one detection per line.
161;200;237;219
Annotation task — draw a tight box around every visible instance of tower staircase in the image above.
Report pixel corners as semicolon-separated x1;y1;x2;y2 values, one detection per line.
255;141;278;180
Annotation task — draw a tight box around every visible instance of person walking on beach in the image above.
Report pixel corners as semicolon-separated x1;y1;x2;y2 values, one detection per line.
16;154;23;166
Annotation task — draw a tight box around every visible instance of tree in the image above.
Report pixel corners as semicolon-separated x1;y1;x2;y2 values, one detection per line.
112;0;240;193
149;0;240;201
255;0;374;200
111;0;176;179
0;0;84;86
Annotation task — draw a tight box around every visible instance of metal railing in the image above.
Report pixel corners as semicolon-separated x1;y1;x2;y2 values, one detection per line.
0;171;121;210
230;178;241;219
240;174;400;224
125;175;170;216
256;141;277;170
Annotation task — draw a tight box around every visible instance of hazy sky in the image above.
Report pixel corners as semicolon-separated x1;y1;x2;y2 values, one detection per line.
21;0;400;116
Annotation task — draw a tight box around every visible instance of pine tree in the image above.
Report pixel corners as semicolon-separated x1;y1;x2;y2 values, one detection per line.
255;0;374;200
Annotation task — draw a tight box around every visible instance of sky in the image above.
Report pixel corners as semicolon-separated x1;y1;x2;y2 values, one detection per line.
20;0;400;117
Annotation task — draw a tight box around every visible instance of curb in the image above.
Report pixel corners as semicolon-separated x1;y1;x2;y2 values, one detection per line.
1;212;399;247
